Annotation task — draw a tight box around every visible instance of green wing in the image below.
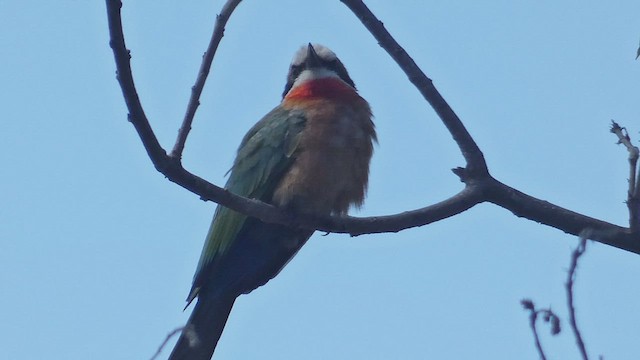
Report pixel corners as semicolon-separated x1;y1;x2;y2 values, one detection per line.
187;107;306;302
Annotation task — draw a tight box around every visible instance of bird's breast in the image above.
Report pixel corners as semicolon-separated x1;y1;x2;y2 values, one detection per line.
273;97;375;215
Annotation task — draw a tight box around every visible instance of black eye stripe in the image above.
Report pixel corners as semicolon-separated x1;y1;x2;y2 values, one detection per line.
290;65;303;78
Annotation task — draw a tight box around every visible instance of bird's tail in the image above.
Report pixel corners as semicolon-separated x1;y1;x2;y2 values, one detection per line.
168;294;236;360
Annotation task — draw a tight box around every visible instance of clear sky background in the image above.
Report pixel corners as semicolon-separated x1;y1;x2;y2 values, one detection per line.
1;1;639;359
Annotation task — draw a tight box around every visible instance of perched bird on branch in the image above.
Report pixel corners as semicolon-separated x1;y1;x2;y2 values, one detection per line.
169;43;376;360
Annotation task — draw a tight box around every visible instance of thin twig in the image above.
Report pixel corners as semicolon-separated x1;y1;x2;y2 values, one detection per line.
521;299;561;360
529;311;547;360
150;326;186;360
170;0;243;160
525;304;547;360
566;232;591;360
610;121;640;231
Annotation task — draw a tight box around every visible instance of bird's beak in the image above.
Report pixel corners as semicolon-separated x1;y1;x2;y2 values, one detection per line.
304;43;322;69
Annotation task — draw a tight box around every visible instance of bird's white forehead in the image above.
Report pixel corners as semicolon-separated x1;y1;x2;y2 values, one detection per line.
291;43;337;66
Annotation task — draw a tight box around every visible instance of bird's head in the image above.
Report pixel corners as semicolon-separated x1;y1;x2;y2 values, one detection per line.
282;43;356;99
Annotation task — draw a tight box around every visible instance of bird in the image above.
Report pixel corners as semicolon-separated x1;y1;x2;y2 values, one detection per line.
168;43;376;360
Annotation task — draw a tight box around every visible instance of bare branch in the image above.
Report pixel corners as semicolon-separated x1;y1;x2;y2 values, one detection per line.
529;311;547;360
150;326;188;360
104;0;482;238
107;0;640;259
106;0;277;227
337;0;640;252
106;0;167;166
611;121;638;154
170;0;243;160
307;186;482;236
610;121;640;231
339;0;488;178
521;299;561;360
104;0;485;238
566;232;591;360
169;167;484;237
522;299;547;360
483;178;640;254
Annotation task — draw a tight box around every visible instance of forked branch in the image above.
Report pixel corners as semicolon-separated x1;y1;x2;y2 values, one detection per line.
105;0;640;254
611;121;640;231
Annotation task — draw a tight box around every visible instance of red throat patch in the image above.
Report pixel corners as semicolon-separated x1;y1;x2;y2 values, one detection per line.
284;78;360;102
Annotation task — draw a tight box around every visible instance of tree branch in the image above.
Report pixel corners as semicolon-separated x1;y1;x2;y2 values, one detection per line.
484;178;640;254
521;299;561;360
106;0;167;168
610;121;640;231
339;0;488;178
337;0;640;250
106;0;640;258
105;0;485;237
527;308;548;360
170;0;242;160
566;233;590;360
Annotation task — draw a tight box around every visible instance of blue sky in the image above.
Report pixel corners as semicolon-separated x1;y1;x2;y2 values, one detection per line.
1;1;639;359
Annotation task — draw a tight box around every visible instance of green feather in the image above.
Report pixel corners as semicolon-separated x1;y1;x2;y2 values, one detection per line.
187;107;306;302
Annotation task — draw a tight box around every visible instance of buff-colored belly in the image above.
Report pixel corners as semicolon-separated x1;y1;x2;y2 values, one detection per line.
272;103;373;215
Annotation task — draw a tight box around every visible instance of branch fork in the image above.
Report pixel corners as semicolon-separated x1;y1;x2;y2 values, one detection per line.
611;121;640;231
106;0;640;255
